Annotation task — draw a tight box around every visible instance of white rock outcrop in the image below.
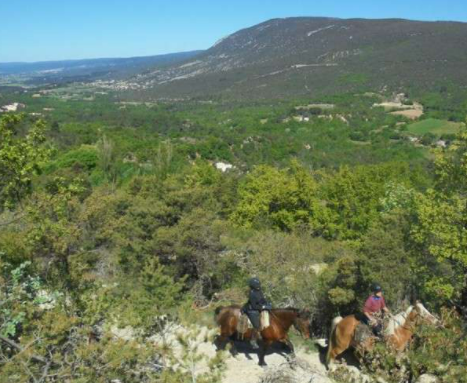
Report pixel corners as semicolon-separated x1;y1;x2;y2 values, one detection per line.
416;374;439;383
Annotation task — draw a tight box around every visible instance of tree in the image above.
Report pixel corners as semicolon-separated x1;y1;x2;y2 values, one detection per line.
319;163;413;240
358;214;413;307
411;129;467;308
231;161;324;232
0;114;50;212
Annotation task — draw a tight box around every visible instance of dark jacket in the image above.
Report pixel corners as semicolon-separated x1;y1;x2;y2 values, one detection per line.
247;288;270;311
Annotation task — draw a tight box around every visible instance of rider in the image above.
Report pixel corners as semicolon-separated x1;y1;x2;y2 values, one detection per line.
243;277;271;349
362;283;390;337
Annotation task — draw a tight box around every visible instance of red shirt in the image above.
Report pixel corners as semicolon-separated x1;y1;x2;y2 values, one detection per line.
363;295;386;314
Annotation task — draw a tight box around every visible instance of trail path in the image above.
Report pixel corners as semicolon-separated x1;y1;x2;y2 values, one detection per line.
114;322;364;382
170;325;332;383
217;343;330;383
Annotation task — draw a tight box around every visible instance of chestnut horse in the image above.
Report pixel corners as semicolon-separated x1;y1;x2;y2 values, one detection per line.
215;305;311;366
326;302;438;367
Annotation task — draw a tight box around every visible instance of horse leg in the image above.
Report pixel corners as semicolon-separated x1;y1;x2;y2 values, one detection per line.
277;337;296;362
328;341;350;365
215;327;238;356
258;340;271;367
229;337;239;356
326;327;352;368
284;338;295;355
214;334;228;351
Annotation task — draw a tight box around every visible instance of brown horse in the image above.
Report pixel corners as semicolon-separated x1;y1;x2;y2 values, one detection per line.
215;305;311;366
326;302;438;367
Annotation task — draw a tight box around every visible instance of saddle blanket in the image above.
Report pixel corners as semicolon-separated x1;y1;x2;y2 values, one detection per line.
237;311;271;334
261;310;270;329
354;322;373;344
237;314;253;334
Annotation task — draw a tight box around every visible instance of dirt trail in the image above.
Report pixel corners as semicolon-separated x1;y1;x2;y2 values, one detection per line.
165;325;332;383
218;344;330;383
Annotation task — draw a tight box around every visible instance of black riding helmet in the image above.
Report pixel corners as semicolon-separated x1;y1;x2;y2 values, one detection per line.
372;283;382;293
249;277;261;290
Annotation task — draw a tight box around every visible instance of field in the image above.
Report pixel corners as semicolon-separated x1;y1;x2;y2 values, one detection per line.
407;118;463;135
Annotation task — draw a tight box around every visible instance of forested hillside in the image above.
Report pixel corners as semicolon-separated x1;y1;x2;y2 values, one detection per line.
1;80;467;382
121;17;467;100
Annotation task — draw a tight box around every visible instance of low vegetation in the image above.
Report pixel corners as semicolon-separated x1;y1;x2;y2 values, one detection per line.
1;85;466;382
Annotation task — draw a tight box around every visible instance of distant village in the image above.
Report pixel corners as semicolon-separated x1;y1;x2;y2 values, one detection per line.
0;102;25;113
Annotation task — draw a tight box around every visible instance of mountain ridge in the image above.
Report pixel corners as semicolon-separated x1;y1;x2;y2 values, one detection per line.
0;51;203;85
119;17;467;99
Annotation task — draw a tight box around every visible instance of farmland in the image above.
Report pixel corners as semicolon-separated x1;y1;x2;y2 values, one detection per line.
407;118;464;136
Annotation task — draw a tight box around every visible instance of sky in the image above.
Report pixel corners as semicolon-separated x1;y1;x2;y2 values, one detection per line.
1;0;467;62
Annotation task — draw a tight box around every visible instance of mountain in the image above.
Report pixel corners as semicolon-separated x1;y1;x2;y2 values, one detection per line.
125;17;467;99
0;51;202;85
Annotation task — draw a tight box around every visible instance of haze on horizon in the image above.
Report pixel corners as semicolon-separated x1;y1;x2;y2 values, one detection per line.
2;0;467;63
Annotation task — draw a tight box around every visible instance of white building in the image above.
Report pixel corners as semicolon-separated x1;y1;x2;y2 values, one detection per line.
215;162;234;172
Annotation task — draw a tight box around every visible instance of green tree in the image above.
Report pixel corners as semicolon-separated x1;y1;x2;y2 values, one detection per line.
231;161;325;232
0;114;50;211
411;130;467;307
319;163;413;240
358;214;413;306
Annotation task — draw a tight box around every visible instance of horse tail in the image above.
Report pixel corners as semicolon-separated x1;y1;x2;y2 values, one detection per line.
214;306;225;323
326;316;343;367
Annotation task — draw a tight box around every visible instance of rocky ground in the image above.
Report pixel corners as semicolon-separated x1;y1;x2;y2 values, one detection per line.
111;323;439;383
155;323;335;383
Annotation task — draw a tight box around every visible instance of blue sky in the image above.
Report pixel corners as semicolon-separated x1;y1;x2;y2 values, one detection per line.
1;0;467;62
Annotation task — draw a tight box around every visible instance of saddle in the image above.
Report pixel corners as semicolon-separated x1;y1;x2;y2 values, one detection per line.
237;311;271;335
354;311;384;343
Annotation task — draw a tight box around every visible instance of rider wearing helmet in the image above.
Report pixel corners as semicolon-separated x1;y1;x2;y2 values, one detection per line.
362;283;390;336
243;277;272;349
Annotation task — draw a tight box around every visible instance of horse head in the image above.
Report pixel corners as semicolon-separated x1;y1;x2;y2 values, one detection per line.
413;301;439;326
292;309;312;339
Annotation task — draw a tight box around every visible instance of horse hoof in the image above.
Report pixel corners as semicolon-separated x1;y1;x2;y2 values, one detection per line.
287;357;297;367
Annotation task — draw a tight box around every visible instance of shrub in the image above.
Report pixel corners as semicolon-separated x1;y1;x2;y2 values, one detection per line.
53;145;99;171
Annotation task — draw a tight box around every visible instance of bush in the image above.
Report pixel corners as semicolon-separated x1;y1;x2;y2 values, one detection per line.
52;145;99;171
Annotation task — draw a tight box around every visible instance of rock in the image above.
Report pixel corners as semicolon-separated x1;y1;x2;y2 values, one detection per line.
110;325;136;341
329;365;371;383
416;374;439;383
344;366;371;383
259;358;332;383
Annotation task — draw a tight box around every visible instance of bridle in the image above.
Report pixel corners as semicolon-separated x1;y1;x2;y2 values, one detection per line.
293;311;311;337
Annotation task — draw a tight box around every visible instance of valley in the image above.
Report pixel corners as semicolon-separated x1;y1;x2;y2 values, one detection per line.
1;13;467;383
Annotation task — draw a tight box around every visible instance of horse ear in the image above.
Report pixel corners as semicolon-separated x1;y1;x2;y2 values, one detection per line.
408;296;417;306
301;309;311;319
401;298;410;309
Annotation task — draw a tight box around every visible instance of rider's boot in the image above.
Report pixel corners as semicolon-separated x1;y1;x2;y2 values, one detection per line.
250;329;260;349
373;323;383;339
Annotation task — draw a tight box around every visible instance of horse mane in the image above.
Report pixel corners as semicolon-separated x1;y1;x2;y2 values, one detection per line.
217;305;306;317
272;307;309;316
384;306;413;336
272;307;299;313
